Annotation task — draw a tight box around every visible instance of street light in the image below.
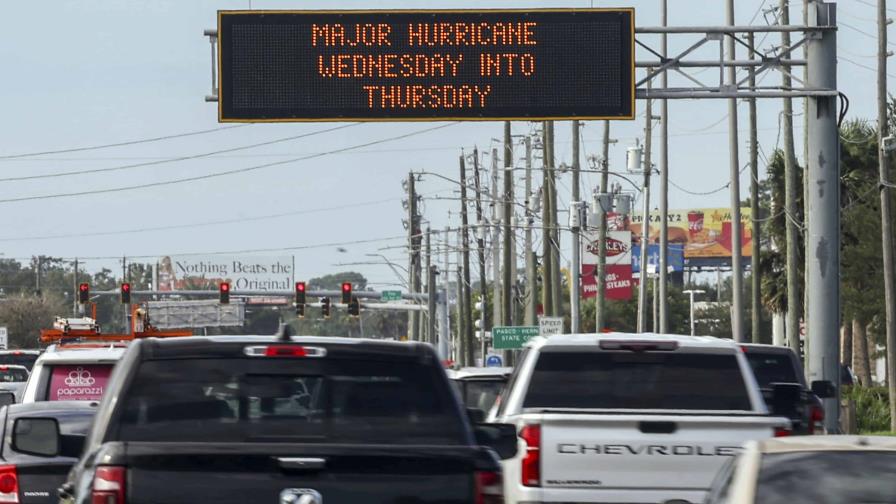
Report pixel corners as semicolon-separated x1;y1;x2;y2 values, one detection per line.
683;289;706;336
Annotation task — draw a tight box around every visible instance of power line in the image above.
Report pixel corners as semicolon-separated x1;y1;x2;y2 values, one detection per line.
0;125;249;160
841;55;896;79
0;124;361;182
0;123;458;204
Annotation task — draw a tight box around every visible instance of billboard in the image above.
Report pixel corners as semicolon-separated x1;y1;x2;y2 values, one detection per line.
158;255;294;292
632;244;685;274
217;9;634;121
617;207;753;260
581;230;633;300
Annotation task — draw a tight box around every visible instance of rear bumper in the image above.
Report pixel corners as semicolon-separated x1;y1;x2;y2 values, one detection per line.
507;486;707;504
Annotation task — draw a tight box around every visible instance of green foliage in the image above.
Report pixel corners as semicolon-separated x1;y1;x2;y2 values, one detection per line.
843;386;892;434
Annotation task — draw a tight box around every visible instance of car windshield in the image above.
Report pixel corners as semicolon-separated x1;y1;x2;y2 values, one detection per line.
755;451;896;503
745;352;799;388
523;351;752;410
0;354;39;371
461;379;505;413
47;364;113;401
117;357;465;444
0;367;28;382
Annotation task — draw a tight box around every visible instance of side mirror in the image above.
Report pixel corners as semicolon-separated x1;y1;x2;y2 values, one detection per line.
467;407;486;424
0;392;15;407
770;383;802;418
12;418;60;457
474;423;518;460
811;380;836;399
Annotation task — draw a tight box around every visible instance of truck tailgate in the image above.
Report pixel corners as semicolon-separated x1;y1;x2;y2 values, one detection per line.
121;443;486;504
536;413;783;492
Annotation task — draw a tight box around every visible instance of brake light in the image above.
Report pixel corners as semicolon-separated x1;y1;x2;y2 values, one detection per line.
475;470;502;504
243;345;327;358
809;404;825;434
0;464;18;503
598;340;678;351
774;427;792;437
520;424;541;487
91;466;125;504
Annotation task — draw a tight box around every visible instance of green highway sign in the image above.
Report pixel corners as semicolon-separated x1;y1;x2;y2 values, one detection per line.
381;290;402;302
492;325;540;350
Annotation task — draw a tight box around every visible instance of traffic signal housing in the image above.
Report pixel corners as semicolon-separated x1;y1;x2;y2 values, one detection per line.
78;283;89;304
348;296;360;317
341;282;352;304
295;282;306;305
120;283;131;304
219;282;230;304
321;297;331;319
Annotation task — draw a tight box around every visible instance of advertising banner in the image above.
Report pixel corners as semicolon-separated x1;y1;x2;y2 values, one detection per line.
582;264;633;300
158;256;294;292
49;365;111;401
632;244;685;274
581;230;632;266
623;207;752;259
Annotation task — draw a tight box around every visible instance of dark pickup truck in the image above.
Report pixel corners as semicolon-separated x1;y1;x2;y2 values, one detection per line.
59;334;516;504
741;343;834;434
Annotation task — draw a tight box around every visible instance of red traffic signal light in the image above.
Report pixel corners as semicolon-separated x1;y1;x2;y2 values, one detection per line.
341;282;352;304
78;283;89;304
295;282;306;305
120;283;131;304
219;282;231;304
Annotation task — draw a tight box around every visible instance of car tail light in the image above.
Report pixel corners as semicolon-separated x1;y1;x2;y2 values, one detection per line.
774;427;792;437
243;345;327;358
91;466;125;504
475;470;502;504
0;465;18;503
599;340;678;351
809;404;825;434
520;424;541;487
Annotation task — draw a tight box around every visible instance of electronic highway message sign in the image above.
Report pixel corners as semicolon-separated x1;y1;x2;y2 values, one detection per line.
217;9;634;122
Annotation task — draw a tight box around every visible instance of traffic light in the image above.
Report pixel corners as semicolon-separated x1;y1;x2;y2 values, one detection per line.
474;299;485;339
321;297;331;319
296;303;306;319
295;282;306;318
348;296;360;317
120;283;131;304
78;283;89;304
341;282;352;304
219;282;230;304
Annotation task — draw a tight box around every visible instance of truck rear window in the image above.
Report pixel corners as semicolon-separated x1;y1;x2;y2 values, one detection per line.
48;364;112;401
523;351;752;411
0;367;27;382
117;357;465;444
744;353;799;388
0;354;38;371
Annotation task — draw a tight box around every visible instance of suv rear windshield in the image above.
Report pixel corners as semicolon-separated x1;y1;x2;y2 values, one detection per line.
523;351;752;411
0;367;28;382
755;451;896;503
117;357;465;444
744;352;800;388
0;354;39;371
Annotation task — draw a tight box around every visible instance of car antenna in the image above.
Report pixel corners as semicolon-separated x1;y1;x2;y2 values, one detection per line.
276;323;295;342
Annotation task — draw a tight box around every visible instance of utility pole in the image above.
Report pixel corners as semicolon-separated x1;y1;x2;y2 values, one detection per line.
658;0;670;333
406;173;420;342
122;255;129;331
547;121;562;318
440;227;451;359
805;0;839;432
570;120;582;333
781;1;802;356
491;148;502;328
73;258;79;316
726;0;745;342
878;0;896;431
425;228;434;344
503;122;514;329
472;148;490;361
541;122;554;317
35;256;42;297
458;156;474;366
455;229;466;365
637;89;653;333
749;32;763;344
596;121;611;332
524;137;537;326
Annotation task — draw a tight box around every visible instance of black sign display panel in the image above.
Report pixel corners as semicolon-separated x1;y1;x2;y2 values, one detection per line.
217;9;634;122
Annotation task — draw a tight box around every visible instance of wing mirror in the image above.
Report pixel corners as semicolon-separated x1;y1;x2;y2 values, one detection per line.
811;380;836;399
12;418;85;458
0;392;15;407
474;423;518;460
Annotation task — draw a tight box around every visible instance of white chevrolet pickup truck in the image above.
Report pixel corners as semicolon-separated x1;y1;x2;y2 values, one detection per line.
490;333;791;504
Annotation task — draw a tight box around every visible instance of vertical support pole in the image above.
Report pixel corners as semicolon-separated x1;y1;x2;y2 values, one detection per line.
472;149;490;363
658;0;670;333
455;229;466;365
503;122;514;330
458;156;474;366
73;258;79;317
541;123;554;318
748;32;763;343
440;228;451;360
726;0;745;342
491;148;502;328
637;83;653;333
547;122;563;319
596;121;611;332
524;137;537;326
571;120;582;333
407;173;419;342
425;228;434;344
805;0;840;431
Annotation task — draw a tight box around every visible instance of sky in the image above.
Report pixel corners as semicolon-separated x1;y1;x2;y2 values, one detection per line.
0;0;891;291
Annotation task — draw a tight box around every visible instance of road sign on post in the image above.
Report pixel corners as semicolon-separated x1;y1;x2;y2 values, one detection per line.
485;354;503;367
381;290;402;302
539;316;564;336
217;9;634;122
492;326;539;350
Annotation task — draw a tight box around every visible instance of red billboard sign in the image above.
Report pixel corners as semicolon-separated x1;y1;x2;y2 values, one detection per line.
582;264;633;300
